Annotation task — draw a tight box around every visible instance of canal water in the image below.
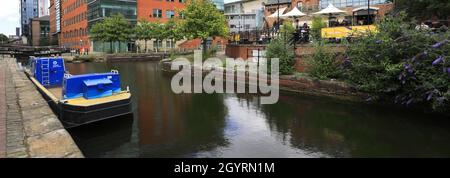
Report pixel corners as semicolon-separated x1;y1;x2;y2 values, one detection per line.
66;61;450;158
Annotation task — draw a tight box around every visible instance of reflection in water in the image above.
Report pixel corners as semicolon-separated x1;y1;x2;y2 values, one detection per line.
68;114;134;157
66;62;450;158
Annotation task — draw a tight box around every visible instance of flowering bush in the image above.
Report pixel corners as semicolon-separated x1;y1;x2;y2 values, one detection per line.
343;12;450;111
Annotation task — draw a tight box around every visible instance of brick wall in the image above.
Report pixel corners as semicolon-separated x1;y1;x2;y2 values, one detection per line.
225;44;347;72
179;37;228;51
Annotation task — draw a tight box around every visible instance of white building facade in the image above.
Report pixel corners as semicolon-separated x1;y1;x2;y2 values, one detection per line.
224;0;265;33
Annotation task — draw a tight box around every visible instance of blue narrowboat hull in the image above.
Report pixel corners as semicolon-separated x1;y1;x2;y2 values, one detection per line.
25;67;132;128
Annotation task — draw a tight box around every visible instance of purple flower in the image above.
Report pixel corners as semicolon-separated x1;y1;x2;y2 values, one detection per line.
432;40;449;48
444;67;450;74
432;56;443;66
406;98;414;106
427;92;434;101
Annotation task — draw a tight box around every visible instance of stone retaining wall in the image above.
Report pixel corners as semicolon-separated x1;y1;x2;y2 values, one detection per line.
4;58;83;158
161;60;366;101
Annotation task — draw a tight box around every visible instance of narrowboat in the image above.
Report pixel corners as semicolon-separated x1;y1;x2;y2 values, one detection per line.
24;56;132;128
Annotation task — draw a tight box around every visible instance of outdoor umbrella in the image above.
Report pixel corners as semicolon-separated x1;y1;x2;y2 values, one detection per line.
281;6;307;18
313;3;346;27
281;6;307;29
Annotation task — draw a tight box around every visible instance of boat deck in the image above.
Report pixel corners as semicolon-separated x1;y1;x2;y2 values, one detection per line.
29;75;131;107
45;86;131;107
47;87;63;100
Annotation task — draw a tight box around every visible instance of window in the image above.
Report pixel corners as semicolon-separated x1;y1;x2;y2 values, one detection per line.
153;40;162;49
319;0;388;8
166;10;175;18
166;40;175;48
152;9;162;18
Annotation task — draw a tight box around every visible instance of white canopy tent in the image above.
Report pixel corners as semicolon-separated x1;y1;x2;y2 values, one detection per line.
281;7;307;18
268;7;288;18
313;3;347;27
313;3;347;15
281;7;307;29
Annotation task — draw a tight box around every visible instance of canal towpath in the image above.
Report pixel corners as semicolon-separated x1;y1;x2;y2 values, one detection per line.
0;57;83;158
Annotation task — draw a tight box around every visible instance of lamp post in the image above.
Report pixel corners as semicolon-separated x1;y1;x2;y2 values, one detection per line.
367;0;370;25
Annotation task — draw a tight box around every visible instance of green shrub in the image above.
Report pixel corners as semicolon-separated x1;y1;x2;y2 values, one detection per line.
265;37;296;75
343;12;450;111
280;19;296;40
201;45;219;60
306;42;342;80
311;17;327;41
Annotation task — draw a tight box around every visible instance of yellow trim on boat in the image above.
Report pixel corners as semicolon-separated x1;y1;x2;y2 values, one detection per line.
62;92;131;107
27;70;131;107
29;76;59;102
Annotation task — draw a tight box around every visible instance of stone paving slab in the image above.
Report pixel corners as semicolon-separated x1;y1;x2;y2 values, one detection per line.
0;59;6;158
2;58;83;158
27;129;83;158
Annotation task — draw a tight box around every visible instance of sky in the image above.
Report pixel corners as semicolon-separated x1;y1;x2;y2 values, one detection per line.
0;0;236;36
0;0;20;36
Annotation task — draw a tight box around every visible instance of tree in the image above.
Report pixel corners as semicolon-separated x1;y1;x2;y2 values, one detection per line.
90;22;106;52
90;14;132;53
0;33;8;44
165;18;184;52
311;16;326;41
180;0;228;57
389;0;450;20
135;19;153;53
149;22;167;53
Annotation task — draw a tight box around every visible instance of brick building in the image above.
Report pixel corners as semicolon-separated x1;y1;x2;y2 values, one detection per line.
49;0;62;46
137;0;185;23
29;16;50;46
60;0;89;51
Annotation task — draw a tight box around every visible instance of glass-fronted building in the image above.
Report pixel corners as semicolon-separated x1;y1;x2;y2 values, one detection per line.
211;0;225;11
87;0;137;52
87;0;137;27
21;0;39;37
319;0;388;9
